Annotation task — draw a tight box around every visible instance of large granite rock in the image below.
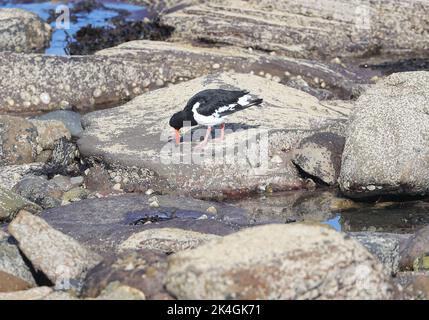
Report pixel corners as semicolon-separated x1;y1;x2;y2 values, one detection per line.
79;73;352;198
0;8;51;53
8;211;102;290
339;72;429;198
160;0;429;59
97;40;375;100
165;224;396;299
40;194;246;255
0;40;371;114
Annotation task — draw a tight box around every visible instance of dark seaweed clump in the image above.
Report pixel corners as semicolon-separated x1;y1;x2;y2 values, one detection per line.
361;58;429;75
66;18;173;55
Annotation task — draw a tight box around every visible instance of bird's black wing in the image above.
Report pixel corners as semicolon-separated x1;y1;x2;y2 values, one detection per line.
190;89;249;116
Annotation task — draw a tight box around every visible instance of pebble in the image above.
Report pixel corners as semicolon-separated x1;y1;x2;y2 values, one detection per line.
206;206;217;214
145;189;154;195
70;176;84;186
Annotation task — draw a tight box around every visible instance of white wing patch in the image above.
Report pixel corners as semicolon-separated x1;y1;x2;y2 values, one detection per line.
192;102;227;126
238;94;252;106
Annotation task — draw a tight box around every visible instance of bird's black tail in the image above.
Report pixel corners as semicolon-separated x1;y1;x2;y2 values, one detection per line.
218;98;263;117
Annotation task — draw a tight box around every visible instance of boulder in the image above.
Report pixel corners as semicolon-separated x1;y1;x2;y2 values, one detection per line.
0;40;372;114
0;8;51;53
0;115;38;166
0;163;45;191
160;0;429;59
97;40;375;99
13;175;64;209
0;187;41;222
119;228;220;254
339;72;429;198
79;73;352;198
8;211;102;290
0;232;36;286
292;132;345;185
40;194;245;255
33;111;83;138
81;250;173;300
29;120;71;150
165;224;396;299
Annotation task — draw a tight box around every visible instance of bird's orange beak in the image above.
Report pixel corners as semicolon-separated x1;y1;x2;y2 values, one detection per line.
175;129;180;145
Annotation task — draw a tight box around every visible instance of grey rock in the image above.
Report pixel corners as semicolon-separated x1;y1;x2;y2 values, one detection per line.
0;40;372;114
40;194;246;255
79;73;353;198
13;175;63;209
339;72;429;198
160;0;429;59
349;232;409;275
0;233;36;286
0;186;41;222
0;163;45;190
119;228;220;254
8;211;102;291
165;224;396;299
0;8;51;53
70;176;84;187
29;120;71;150
34;111;83;138
97;40;375;100
81;250;172;300
292;132;345;185
50;175;73;192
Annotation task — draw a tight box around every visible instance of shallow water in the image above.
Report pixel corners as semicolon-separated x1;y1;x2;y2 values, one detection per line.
229;189;429;234
0;0;147;55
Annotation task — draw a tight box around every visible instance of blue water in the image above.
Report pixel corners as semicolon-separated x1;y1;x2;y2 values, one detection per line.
322;215;341;231
0;0;146;55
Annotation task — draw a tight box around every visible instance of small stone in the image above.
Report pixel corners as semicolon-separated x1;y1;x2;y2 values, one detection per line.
206;206;217;214
113;183;122;191
149;200;160;208
145;189;154;195
96;282;146;300
212;63;220;69
70;176;84;187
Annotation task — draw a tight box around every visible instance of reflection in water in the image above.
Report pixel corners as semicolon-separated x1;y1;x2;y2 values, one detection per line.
230;189;429;234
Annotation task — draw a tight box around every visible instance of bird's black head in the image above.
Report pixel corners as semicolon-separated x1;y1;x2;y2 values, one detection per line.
169;111;186;130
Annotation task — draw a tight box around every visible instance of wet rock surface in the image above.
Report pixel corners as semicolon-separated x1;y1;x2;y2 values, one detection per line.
41;193;246;255
0;8;51;53
160;0;429;60
339;72;429;198
79;73;352;199
165;224;396;299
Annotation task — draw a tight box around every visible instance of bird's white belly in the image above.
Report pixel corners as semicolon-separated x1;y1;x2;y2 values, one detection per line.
193;112;226;126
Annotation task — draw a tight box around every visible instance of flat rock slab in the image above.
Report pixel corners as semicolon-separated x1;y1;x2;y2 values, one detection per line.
0;8;51;53
97;40;375;99
1;40;369;114
41;193;248;255
79;73;352;198
160;0;429;59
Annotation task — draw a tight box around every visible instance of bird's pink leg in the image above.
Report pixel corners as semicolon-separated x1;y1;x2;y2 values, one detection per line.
213;123;225;142
195;127;212;150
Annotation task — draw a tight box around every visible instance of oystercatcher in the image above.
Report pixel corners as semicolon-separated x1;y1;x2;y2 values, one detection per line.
169;89;263;148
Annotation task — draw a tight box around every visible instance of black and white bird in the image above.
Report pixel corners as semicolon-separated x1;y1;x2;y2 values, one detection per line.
169;89;263;148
